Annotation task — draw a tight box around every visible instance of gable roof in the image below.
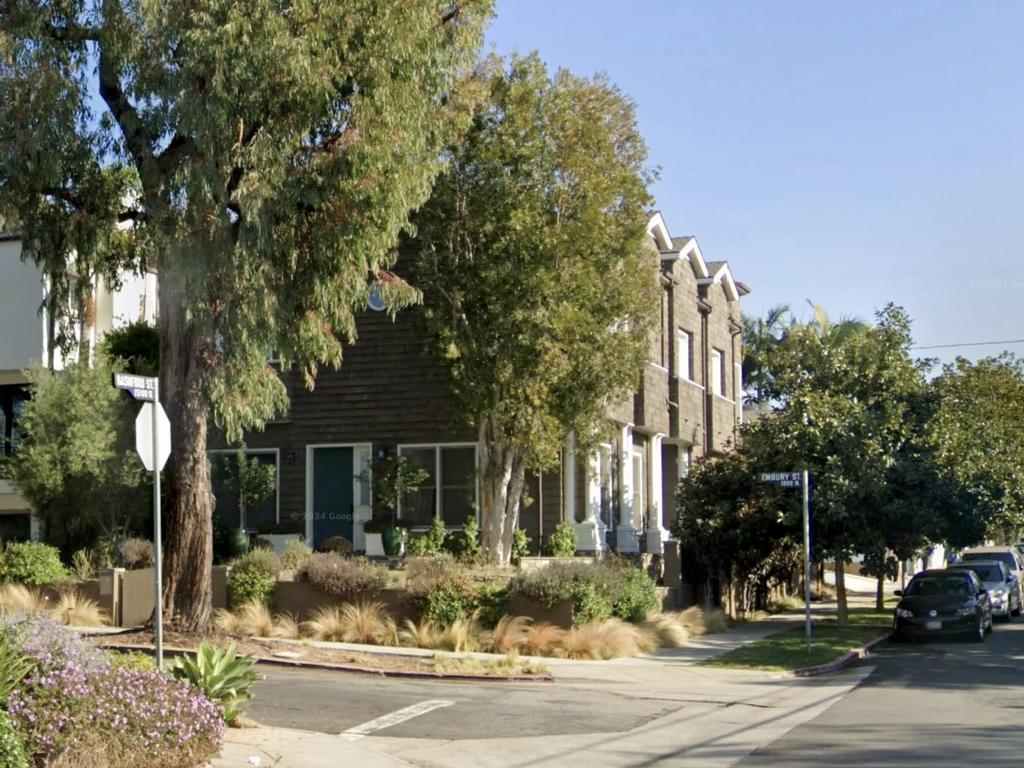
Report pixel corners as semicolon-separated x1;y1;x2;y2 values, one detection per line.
699;260;742;301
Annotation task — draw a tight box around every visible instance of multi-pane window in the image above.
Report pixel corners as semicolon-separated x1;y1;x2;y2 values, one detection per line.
632;449;645;529
398;445;478;527
0;386;27;457
676;330;692;380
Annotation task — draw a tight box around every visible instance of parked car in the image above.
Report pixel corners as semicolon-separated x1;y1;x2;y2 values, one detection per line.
893;569;993;642
960;546;1024;589
947;560;1021;620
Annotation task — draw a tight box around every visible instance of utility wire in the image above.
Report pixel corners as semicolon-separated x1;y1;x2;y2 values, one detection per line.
912;338;1024;350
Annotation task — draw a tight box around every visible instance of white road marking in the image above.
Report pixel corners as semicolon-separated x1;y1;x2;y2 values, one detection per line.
340;699;455;741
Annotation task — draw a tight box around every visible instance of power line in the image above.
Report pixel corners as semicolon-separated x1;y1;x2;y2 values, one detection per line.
912;338;1024;350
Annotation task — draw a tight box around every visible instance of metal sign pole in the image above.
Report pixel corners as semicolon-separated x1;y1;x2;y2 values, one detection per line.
152;387;164;671
802;469;812;655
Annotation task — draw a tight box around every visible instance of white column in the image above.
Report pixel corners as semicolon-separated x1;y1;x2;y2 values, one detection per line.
616;424;639;553
645;433;668;555
576;449;607;552
562;432;576;526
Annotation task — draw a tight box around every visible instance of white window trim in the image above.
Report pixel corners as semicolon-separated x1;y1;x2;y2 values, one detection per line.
631;447;645;530
646;361;669;373
397;442;479;528
676;329;692;381
208;447;281;526
710;348;724;397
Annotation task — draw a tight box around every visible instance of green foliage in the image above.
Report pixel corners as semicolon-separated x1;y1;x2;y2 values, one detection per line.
1;362;148;556
228;546;282;607
422;573;479;627
299;554;387;597
366;455;430;520
280;540;313;572
0;639;32;706
210;450;277;531
0;711;28;768
510;560;656;626
0;542;67;585
511;529;532;562
108;651;158;672
412;53;658;563
101;320;160;376
408;518;448;557
444;516;481;562
475;582;510;628
170;643;257;725
545;521;578;557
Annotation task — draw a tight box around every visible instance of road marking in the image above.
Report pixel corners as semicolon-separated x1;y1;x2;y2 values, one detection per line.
340;699;455;741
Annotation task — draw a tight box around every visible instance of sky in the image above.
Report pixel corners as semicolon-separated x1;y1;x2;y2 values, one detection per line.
485;1;1024;366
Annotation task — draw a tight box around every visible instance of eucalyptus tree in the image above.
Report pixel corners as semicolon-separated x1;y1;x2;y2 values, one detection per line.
412;53;658;564
0;0;492;628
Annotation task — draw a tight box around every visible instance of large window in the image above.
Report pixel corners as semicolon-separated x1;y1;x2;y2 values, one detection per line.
0;386;27;457
710;348;724;396
398;444;477;527
676;330;692;381
632;448;645;530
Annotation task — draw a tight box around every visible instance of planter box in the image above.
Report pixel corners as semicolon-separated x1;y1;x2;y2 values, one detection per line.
272;581;418;624
365;533;385;558
506;594;574;629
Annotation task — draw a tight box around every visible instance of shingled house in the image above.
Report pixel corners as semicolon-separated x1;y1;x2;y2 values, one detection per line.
220;212;749;558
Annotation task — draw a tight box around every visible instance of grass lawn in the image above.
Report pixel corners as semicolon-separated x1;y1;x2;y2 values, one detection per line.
701;621;890;671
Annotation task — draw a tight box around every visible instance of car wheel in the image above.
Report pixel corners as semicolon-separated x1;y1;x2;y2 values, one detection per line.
986;616;994;634
973;617;985;642
1015;598;1022;617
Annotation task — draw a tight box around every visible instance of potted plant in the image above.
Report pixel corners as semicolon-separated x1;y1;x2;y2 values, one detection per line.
364;455;429;557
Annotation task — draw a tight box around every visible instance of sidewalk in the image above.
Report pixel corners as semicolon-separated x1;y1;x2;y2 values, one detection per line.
212;726;411;768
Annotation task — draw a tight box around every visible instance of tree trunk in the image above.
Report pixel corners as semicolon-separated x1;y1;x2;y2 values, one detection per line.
834;555;848;627
875;571;885;612
477;414;528;565
159;283;214;632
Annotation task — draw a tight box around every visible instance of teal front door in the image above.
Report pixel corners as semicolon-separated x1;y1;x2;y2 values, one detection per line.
311;447;354;548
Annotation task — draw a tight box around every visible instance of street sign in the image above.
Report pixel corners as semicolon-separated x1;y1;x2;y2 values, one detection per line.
759;472;802;488
135;402;171;471
113;372;158;402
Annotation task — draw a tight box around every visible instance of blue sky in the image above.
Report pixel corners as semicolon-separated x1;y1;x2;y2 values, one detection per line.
486;2;1024;365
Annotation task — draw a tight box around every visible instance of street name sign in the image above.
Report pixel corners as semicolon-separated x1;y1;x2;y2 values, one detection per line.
135;402;171;472
113;372;157;402
759;472;802;488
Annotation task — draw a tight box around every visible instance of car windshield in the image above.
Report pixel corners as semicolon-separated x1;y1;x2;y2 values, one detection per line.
905;576;970;597
963;553;1016;571
952;565;1002;582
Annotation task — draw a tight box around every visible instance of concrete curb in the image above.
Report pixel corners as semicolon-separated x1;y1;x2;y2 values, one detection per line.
790;633;890;677
95;641;553;684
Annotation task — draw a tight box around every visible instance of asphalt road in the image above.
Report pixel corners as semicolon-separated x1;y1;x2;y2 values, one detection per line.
247;669;678;739
739;619;1024;767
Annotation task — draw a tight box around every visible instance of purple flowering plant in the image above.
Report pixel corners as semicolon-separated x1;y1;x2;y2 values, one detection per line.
2;614;224;767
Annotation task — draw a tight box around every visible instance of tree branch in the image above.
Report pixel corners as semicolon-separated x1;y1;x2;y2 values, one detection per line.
98;48;153;174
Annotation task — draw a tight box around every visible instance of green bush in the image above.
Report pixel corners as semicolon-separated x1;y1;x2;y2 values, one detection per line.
281;540;313;571
227;567;276;608
109;650;158;672
299;553;387;597
0;541;67;585
407;517;447;557
511;528;531;562
612;564;661;622
230;547;281;577
510;559;658;626
443;516;481;562
476;581;511;628
0;711;29;768
421;572;478;627
170;642;257;725
545;521;577;557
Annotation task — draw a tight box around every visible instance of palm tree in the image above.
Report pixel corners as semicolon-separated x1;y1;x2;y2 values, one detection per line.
742;304;791;404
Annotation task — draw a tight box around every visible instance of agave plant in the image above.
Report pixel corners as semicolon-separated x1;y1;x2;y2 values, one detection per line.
0;639;32;704
170;642;258;725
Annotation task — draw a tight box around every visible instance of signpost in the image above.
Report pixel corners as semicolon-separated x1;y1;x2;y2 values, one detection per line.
760;470;813;655
113;372;169;670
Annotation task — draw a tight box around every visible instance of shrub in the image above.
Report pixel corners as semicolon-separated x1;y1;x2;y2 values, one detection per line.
318;536;352;555
641;614;689;647
0;638;32;705
490;615;531;654
227;567;276;608
4;615;223;765
231;548;282;577
509;559;657;626
611;564;660;623
170;642;257;726
281;540;313;571
511;528;531;562
475;581;510;628
108;651;157;672
523;622;565;656
0;711;28;768
69;549;95;581
119;538;155;569
407;518;447;557
299;554;387;597
402;554;457;597
399;618;445;650
444;516;481;562
0;542;66;585
0;583;50;615
545;521;577;557
677;606;728;636
422;572;478;627
50;591;108;627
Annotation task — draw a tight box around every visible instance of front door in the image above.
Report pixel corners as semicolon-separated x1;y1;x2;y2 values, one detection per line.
311;447;354;548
